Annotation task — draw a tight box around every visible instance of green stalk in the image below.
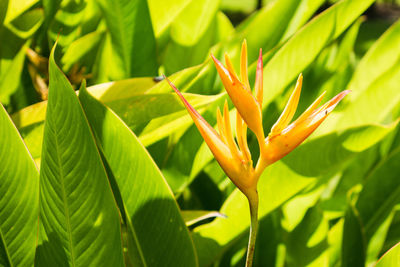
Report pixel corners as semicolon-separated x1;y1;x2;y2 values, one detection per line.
245;190;259;267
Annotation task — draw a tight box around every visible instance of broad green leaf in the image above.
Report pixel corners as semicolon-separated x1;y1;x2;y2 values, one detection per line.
346;19;400;97
232;0;319;62
47;0;86;49
61;30;105;72
336;62;400;130
163;11;233;74
342;146;400;267
138;108;203;146
262;0;375;105
95;0;157;78
12;68;221;160
170;0;220;46
0;38;26;105
0;103;39;267
108;92;224;133
79;85;198;267
220;0;256;14
36;45;124;266
5;8;43;39
3;0;38;24
147;0;192;38
375;242;400;267
280;0;326;42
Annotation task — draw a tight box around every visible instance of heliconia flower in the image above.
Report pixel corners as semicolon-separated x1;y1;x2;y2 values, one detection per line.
165;40;349;195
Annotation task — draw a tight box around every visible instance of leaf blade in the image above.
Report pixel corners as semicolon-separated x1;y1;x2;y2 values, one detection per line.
0;103;39;267
79;85;199;267
36;46;124;267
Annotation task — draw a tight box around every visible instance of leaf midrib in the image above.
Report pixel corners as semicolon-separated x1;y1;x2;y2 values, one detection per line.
52;119;76;267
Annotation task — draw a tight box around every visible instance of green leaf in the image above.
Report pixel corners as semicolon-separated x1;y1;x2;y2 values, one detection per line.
375;242;400;267
147;0;192;38
36;45;124;266
233;0;323;63
95;0;157;78
0;103;39;267
47;0;86;49
170;0;220;46
78;85;198;267
342;145;400;267
108;91;224;134
0;37;26;105
336;61;400;130
5;8;43;39
61;30;105;72
3;0;38;24
12;68;221;160
262;0;375;105
346;19;400;97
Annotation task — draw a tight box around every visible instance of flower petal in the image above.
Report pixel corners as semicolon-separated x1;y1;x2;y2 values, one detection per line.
269;74;303;137
166;77;253;191
255;48;263;107
212;54;264;140
263;90;350;164
236;111;252;163
240;39;251;91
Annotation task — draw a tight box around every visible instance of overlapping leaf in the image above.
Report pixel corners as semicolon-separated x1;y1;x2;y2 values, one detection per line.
36;45;124;266
0;103;39;267
79;85;198;267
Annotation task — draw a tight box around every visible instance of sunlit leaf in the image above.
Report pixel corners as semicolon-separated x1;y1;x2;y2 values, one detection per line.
262;0;374;105
5;8;43;39
95;0;157;78
0;37;26;105
170;0;220;46
36;45;124;266
3;0;38;24
0;103;39;267
79;85;199;267
147;0;192;38
375;242;400;267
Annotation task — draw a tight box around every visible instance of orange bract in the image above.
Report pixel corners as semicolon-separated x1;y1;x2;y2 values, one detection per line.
166;40;349;196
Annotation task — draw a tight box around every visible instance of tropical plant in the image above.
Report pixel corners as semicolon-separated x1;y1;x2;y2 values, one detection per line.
0;0;400;266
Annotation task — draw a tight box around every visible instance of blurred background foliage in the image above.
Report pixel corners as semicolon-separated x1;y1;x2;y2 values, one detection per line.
1;0;400;266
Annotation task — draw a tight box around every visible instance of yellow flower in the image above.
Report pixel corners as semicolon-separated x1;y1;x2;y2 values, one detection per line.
165;40;349;196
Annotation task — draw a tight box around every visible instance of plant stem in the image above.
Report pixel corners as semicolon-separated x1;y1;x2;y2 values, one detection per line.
245;190;259;267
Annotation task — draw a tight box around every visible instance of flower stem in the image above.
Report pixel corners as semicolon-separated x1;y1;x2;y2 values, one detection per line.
245;190;259;267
